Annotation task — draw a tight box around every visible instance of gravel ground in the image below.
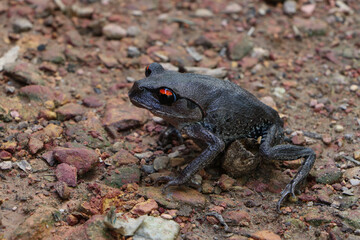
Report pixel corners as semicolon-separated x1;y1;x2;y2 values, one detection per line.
0;0;359;239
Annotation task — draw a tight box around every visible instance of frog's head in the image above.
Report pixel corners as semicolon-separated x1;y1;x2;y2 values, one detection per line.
128;63;204;125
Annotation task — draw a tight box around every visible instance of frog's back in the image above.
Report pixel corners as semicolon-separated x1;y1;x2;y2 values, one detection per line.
182;73;283;143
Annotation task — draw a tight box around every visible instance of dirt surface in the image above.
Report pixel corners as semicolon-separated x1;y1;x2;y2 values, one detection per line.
0;0;359;239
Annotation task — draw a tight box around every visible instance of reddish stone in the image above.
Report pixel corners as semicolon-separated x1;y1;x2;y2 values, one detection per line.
56;103;85;121
314;103;324;112
4;62;44;85
253;230;281;240
282;80;298;88
298;193;317;202
240;57;258;69
53;147;98;174
131;199;158;215
170;187;206;207
39;62;57;73
109;149;138;166
246;180;268;193
0;150;12;160
19;85;65;103
322;134;332;145
102;99;149;137
82;96;103;108
224;210;250;226
66;214;79;226
54;181;71;199
218;174;235;191
42;151;55;166
28;137;44;154
56;163;77;187
65;30;84;47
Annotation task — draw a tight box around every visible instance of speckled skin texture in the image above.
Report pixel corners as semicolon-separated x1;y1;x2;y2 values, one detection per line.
129;63;316;211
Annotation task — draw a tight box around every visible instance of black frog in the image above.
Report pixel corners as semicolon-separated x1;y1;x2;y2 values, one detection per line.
128;63;315;211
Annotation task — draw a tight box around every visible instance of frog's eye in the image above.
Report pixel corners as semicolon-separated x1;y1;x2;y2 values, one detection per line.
145;65;151;77
157;88;177;105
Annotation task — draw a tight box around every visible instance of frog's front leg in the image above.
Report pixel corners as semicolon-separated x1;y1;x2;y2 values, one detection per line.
259;124;316;212
157;123;225;190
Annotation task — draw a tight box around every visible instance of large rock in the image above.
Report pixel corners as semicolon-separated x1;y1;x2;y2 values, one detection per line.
4;61;44;85
53;147;99;175
133;216;180;240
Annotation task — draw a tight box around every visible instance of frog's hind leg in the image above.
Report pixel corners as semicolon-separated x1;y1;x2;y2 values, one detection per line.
259;125;316;212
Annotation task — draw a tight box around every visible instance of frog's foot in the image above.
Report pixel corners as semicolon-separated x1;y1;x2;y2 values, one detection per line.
155;175;186;193
276;181;297;213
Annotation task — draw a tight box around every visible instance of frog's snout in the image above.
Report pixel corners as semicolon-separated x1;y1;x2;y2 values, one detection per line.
128;81;143;99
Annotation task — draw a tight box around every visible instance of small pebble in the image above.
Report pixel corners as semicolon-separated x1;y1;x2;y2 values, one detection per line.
314;103;324;112
283;0;297;15
334;125;344;133
12;18;33;33
354;150;360;160
0;161;12;170
127;46;141;58
195;9;213;18
161;213;173;220
127;26;141;37
5;86;15;94
224;3;242;14
349;179;360;186
350;85;358;92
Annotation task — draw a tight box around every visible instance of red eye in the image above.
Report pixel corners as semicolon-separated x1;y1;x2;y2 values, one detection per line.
159;88;173;96
158;88;177;105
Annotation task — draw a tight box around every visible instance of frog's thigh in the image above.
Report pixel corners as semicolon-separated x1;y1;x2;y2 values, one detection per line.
222;140;260;178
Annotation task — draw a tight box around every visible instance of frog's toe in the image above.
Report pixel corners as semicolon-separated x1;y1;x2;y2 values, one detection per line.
277;184;293;213
155;176;174;185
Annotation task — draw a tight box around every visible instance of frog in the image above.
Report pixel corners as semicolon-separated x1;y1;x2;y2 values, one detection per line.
128;63;316;212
